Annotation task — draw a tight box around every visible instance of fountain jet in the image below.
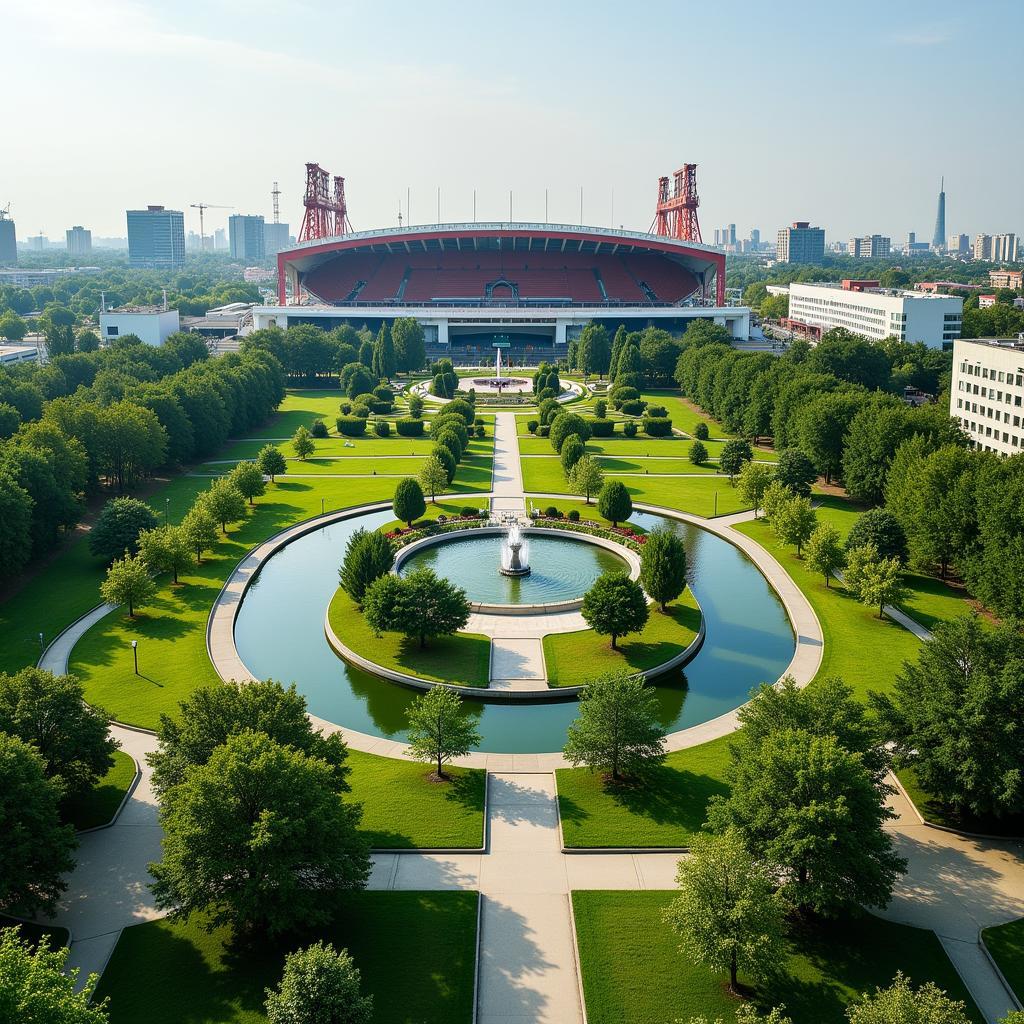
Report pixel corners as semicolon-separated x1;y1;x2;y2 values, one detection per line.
499;522;531;577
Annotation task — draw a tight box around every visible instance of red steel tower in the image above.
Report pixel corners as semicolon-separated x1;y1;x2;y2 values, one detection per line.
298;162;352;241
652;164;702;243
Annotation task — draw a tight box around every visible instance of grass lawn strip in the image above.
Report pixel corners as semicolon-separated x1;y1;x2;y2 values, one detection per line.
327;590;491;687
982;918;1024;1004
543;594;701;687
896;766;1024;837
93;892;478;1024
60;749;137;831
572;890;983;1024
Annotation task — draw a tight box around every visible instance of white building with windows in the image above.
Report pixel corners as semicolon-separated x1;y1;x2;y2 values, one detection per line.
951;336;1024;455
99;305;180;346
787;281;962;348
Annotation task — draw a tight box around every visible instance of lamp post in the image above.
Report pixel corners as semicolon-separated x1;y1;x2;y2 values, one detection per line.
714;491;718;517
321;497;325;516
165;497;170;521
131;640;138;675
38;631;44;652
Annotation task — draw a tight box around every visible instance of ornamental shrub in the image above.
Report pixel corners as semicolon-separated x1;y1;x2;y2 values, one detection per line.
446;398;476;425
432;443;457;483
369;399;392;414
538;424;550;437
339;401;352;415
693;421;710;440
589;417;615;437
527;419;539;433
432;427;464;462
646;405;668;418
335;416;367;437
544;505;560;518
311;419;329;438
623;420;638;438
643;416;673;437
549;412;592;453
610;385;640;409
395;417;424;437
474;423;485;438
431;415;469;449
594;399;608;418
621;399;646;416
568;509;580;522
350;402;370;419
373;419;390;437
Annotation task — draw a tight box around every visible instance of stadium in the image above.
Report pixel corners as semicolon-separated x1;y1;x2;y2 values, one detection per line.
252;165;750;365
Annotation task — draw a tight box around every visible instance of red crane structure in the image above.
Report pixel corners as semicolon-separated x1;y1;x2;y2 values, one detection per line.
651;164;702;244
297;162;352;242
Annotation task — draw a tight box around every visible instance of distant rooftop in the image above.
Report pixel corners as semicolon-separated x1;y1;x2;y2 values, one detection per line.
102;304;176;315
959;335;1024;350
795;281;960;300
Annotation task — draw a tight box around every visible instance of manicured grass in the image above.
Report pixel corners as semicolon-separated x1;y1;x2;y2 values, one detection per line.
557;735;730;847
93;892;479;1024
518;434;696;456
543;595;701;687
327;590;491;687
0;915;70;949
380;498;490;533
622;475;752;518
982;918;1024;1004
524;454;721;476
639;391;729;438
61;750;137;831
347;750;485;848
573;891;983;1024
896;766;1024;838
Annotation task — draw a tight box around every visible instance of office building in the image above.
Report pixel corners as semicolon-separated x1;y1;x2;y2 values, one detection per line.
0;209;15;265
951;336;1024;454
849;235;891;258
0;267;100;288
948;234;970;256
229;215;265;261
973;235;992;261
750;228;760;248
932;177;946;250
979;295;997;309
992;234;1019;263
214;228;227;250
28;235;47;251
127;206;185;268
66;226;92;257
99;304;181;346
776;222;825;263
263;222;291;257
787;280;962;348
990;269;1024;290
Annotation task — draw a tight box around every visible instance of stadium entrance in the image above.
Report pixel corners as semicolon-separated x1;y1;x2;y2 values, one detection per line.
444;325;555;367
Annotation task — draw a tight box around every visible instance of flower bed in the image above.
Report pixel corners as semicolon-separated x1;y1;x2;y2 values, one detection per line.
529;515;647;553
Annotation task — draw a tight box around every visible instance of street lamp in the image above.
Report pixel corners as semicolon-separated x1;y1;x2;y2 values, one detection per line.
38;631;44;652
131;640;138;675
321;497;325;515
165;497;170;520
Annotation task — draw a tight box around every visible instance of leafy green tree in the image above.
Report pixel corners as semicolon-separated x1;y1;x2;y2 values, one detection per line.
341;361;375;398
857;555;905;618
560;434;586;477
100;551;155;617
89;496;158;564
549;411;592;454
418;456;448;502
846;972;972;1024
95;401;167;491
0;472;32;579
576;323;611;378
608;325;627;381
391;317;426;372
76;328;100;353
718;438;753;482
432;426;464;463
596;480;632;527
199;478;247;534
0;310;28;341
614;342;644;389
773;448;817;497
841;400;915;505
693;421;710;441
664;830;786;994
872;615;1024;819
772;495;817;556
265;941;373;1024
563;671;665;780
804;522;845;587
150;732;369;936
292;425;315;461
392;477;426;528
407;393;425;418
0;402;20;439
689;440;708;466
371;323;395;381
568;455;604;504
0;927;109;1023
138;524;193;584
797;390;865;484
431;443;457;485
405;685;481;779
338;528;394;606
581;571;649;649
0;733;76;918
0;667;116;800
180;504;219;563
737;462;774;517
682;1006;793;1024
805;329;891;390
709;729;905;916
257;444;287;483
842;542;878;597
363;568;470;648
845;509;908;564
148;679;351;798
640;527;688;611
228;461;266;505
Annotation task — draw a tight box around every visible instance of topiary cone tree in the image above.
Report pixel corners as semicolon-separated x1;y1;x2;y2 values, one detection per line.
392;477;426;529
597;480;633;528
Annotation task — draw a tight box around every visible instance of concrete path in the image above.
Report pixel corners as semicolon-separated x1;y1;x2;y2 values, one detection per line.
490;412;526;516
489;637;547;691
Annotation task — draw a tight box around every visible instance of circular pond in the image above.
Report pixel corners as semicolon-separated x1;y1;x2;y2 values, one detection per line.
398;532;627;606
233;508;795;753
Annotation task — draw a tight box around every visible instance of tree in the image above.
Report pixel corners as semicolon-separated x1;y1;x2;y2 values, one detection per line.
150;732;368;936
856;555;905;618
664;830;786;995
718;438;753;482
95;401;167;491
229;461;266;505
257;443;287;483
563;671;665;780
341;361;375;398
148;679;351;798
772;495;817;556
431;443;456;485
338;528;394;606
0;667;116;801
405;685;481;779
363;567;470;649
194;476;246;535
371;323;395;381
0;733;76;918
0;927;109;1023
180;504;219;563
797;390;865;484
709;729;905;916
292;425;315;461
88;496;158;565
0;472;32;580
737;462;774;518
804;523;845;587
549;411;592;454
640;527;688;611
417;456;448;503
560;434;585;477
392;477;426;528
846;972;973;1024
100;551;155;617
568;455;604;504
576;323;611;378
581;571;649;649
0;310;28;341
138;524;193;584
845;509;909;565
773;448;817;497
689;440;709;466
872;615;1024;819
0;402;20;439
76;328;100;353
391;317;426;372
596;480;632;527
265;941;373;1024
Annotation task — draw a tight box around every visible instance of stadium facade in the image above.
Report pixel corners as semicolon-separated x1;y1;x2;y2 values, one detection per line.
252;222;749;364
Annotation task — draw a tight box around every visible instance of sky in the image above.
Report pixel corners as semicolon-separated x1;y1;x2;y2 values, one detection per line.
2;0;1022;246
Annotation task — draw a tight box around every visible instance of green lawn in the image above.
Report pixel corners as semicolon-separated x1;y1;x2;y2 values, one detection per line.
573;891;983;1024
982;918;1024;1005
347;750;485;848
93;892;478;1024
557;735;730;847
543;595;701;687
896;766;1024;838
622;475;752;518
327;590;490;687
61;750;137;831
639;391;730;438
518;434;696;456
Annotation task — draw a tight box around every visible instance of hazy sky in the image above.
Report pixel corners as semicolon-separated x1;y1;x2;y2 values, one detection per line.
3;0;1022;245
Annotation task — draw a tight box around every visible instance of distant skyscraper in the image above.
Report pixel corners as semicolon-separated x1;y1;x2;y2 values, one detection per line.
750;229;760;247
931;177;946;250
777;222;825;263
66;226;92;257
948;234;969;256
127;206;185;268
229;215;266;260
0;209;16;265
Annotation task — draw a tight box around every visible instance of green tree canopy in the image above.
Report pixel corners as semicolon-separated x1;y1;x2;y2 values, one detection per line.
845;508;908;564
292;425;315;461
568;455;604;504
560;434;586;477
338;527;394;606
265;940;373;1024
845;972;973;1024
392;477;426;528
596;480;632;527
580;571;649;649
772;494;818;556
228;461;266;505
138;523;194;584
639;527;688;611
405;685;481;779
100;551;156;617
804;522;845;587
549;411;592;454
88;496;158;565
773;447;817;497
737;462;775;517
179;503;219;563
363;566;470;648
198;477;247;533
718;438;753;482
257;443;287;482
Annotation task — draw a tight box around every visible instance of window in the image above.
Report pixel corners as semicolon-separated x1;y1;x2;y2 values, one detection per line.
106;326;118;336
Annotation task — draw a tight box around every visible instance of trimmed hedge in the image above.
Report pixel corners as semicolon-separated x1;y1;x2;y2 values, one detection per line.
370;399;393;414
643;416;673;437
623;420;638;437
646;405;668;418
336;415;368;437
374;419;391;437
538;424;550;437
311;419;329;438
395;417;425;436
620;399;646;416
589;417;615;437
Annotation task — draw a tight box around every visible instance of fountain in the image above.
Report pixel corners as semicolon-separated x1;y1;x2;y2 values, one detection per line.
499;521;531;577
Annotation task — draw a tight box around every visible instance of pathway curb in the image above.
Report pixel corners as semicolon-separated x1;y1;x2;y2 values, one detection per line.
979;928;1024;1012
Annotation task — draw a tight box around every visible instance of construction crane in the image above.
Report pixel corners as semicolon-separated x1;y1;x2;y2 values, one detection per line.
190;203;233;250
